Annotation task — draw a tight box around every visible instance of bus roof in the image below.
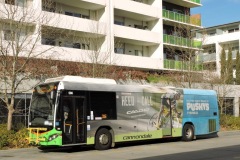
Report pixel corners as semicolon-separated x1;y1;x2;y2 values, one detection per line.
183;88;216;96
44;76;117;85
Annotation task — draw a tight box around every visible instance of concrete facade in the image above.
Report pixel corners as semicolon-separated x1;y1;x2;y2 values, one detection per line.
0;0;202;71
196;21;240;76
195;22;240;116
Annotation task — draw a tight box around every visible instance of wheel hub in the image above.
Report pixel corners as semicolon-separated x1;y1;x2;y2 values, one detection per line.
99;134;109;145
186;129;192;137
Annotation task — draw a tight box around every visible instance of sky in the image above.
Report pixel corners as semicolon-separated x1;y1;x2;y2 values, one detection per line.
191;0;240;27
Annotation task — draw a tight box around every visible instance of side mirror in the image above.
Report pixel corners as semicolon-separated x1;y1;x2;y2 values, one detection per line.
50;91;56;100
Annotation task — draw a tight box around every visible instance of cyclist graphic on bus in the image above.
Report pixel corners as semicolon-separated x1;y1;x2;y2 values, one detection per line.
148;88;183;130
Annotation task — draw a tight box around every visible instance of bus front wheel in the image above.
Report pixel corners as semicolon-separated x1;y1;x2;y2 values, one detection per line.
95;128;112;150
182;124;194;141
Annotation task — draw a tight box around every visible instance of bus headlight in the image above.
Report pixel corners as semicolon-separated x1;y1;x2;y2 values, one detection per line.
48;134;59;141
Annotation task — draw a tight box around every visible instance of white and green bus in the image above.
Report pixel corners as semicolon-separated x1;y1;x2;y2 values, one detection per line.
28;76;219;150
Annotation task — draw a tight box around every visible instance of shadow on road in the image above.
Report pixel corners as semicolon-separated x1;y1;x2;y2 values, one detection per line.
130;145;240;160
38;133;218;153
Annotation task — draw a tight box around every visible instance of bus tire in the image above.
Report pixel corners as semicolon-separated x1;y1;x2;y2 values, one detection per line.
95;128;112;150
182;124;194;141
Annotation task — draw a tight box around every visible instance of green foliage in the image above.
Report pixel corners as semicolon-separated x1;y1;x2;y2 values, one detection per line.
220;114;240;130
0;124;14;149
147;74;171;83
220;48;226;81
226;48;233;84
0;124;29;150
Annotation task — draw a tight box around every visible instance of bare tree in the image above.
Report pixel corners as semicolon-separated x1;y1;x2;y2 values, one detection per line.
0;1;60;130
70;15;124;79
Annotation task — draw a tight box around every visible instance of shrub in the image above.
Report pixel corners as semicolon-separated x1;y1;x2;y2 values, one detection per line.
147;74;171;83
0;124;14;149
220;114;240;130
0;124;29;149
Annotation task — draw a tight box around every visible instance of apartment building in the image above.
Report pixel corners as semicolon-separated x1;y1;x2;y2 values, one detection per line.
0;0;203;72
195;21;240;117
196;21;240;76
0;0;204;124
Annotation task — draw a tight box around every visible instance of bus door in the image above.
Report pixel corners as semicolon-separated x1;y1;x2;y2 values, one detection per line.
61;96;86;145
162;98;172;136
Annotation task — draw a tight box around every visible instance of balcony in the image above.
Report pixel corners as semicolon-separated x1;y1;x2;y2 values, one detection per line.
42;12;106;36
114;0;160;21
163;9;201;27
163;34;202;49
163;0;202;8
115;54;162;69
114;25;161;45
164;59;203;71
53;0;105;10
189;0;201;4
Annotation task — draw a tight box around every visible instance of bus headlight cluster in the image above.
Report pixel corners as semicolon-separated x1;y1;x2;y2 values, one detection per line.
48;134;59;141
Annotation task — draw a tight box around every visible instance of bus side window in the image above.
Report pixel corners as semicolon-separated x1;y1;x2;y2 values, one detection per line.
90;91;117;120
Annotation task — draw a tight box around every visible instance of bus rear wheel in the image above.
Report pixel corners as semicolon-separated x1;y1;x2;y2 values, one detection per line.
95;128;112;150
182;124;194;141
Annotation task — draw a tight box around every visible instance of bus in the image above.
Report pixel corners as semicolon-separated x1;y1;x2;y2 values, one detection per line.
28;76;219;150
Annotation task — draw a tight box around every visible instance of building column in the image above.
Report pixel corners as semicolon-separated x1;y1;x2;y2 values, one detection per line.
149;0;163;68
104;0;114;64
215;42;222;77
234;96;239;117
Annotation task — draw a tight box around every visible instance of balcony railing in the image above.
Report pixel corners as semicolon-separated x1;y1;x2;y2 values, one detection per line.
198;53;216;62
162;9;201;26
163;34;202;49
164;59;203;71
189;0;201;4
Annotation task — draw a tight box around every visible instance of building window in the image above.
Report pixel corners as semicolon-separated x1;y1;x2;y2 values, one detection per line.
65;11;89;19
133;0;143;3
114;21;124;26
73;13;81;18
219;97;234;115
64;41;73;48
65;11;73;16
73;43;81;49
134;24;141;29
81;43;90;50
5;0;14;5
3;30;14;41
114;48;124;54
5;0;26;7
3;30;26;41
82;15;90;19
228;28;239;33
135;50;143;56
42;38;56;46
42;0;56;12
228;29;234;33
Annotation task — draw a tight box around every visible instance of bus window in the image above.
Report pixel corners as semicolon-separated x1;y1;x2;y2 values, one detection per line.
89;91;117;120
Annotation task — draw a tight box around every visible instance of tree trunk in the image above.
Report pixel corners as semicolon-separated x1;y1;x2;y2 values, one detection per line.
7;106;14;131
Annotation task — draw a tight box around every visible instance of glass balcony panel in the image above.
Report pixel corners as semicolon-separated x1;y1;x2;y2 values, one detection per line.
164;59;203;71
163;9;201;26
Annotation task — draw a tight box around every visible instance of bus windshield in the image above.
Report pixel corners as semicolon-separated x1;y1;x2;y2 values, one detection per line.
29;83;58;128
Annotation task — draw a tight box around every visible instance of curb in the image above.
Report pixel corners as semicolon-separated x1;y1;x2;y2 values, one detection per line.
218;130;240;136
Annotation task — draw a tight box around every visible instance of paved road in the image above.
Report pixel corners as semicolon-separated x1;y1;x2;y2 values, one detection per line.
0;131;240;160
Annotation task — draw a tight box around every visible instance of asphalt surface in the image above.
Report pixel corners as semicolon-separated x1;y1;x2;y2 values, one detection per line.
0;131;240;160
